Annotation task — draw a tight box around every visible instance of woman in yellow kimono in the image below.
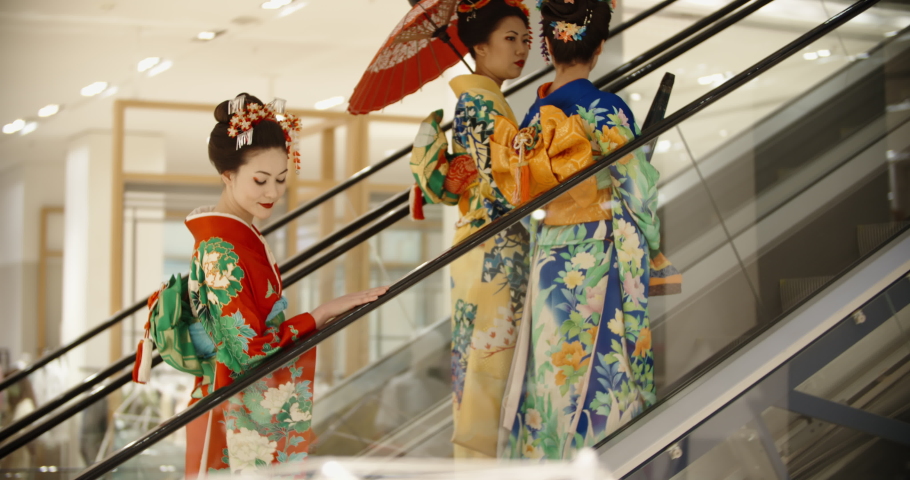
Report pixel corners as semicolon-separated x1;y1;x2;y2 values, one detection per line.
408;0;532;458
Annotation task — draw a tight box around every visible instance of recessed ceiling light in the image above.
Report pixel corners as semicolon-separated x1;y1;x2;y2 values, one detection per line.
629;93;642;102
531;209;547;221
197;31;217;41
803;52;819;60
697;73;726;86
817;49;831;57
279;1;307;17
38;104;60;117
147;60;173;77
100;86;119;98
19;122;38;136
262;0;292;9
314;96;345;110
81;82;108;97
2;119;25;134
137;57;161;73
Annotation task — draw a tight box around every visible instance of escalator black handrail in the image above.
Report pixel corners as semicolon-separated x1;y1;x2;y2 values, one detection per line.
0;301;147;395
0;354;134;443
594;0;755;90
74;1;880;475
0;355;164;461
0;0;680;397
597;0;774;92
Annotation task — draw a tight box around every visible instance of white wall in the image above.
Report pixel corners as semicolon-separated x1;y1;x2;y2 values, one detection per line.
0;161;66;367
62;133;113;371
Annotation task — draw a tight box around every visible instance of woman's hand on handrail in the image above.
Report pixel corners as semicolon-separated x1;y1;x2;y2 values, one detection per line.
311;286;390;329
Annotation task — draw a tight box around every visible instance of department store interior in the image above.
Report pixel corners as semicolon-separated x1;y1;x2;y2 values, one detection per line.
0;0;909;478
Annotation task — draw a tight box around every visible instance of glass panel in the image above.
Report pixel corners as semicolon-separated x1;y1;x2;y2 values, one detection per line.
795;279;910;415
635;277;910;479
0;365;192;479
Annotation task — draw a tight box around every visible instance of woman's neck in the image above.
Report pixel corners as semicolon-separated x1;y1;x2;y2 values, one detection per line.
214;189;254;225
474;62;503;88
546;62;593;97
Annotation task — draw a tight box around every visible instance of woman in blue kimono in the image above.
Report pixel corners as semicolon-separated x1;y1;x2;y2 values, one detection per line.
490;0;680;459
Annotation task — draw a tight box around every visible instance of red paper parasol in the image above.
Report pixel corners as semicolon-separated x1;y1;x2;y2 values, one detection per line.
347;0;473;115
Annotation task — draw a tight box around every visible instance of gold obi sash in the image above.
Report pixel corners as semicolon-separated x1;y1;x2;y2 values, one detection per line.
491;105;614;226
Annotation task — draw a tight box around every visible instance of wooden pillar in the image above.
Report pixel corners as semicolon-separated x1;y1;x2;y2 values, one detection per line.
343;116;371;377
110;100;125;362
37;207;64;355
318;128;338;385
285;168;300;317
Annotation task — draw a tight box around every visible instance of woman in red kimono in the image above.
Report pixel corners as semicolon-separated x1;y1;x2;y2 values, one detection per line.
183;93;387;476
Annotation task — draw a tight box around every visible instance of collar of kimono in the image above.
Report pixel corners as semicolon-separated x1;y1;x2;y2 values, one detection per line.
535;77;598;106
449;74;517;123
184;206;281;290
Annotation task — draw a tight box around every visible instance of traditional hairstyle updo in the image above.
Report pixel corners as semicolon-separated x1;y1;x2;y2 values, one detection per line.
208;93;287;174
541;0;613;66
456;0;530;58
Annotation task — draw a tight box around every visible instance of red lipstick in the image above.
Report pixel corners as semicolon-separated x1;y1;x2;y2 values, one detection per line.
260;203;274;209
515;60;525;68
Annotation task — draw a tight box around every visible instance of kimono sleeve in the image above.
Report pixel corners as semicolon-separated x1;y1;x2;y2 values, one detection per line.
410;109;477;207
195;239;316;376
601;106;682;293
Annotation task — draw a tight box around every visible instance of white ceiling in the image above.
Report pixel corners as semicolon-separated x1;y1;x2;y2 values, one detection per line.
0;0;907;174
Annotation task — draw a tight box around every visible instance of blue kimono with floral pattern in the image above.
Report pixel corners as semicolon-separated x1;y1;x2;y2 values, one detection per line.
496;79;677;459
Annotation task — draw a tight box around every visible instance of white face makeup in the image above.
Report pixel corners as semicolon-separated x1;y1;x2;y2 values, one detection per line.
474;16;532;86
221;147;289;223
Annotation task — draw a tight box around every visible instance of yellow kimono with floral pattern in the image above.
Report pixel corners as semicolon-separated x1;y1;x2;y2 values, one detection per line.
409;75;529;457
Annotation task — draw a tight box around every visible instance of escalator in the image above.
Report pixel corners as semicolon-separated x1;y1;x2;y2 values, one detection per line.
2;0;908;477
320;1;910;463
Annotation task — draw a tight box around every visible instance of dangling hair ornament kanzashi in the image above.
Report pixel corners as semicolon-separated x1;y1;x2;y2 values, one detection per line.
458;0;491;21
226;94;303;174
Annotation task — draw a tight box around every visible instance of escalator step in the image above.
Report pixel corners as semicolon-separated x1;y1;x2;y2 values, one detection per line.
780;276;835;312
857;222;910;257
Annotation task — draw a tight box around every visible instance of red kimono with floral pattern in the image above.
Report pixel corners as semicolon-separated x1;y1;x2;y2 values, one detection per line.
183;207;317;477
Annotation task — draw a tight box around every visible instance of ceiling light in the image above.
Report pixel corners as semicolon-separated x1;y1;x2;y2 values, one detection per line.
697;73;726;86
81;82;108;97
817;49;831;57
3;119;25;134
147;60;173;77
38;104;60;117
262;0;292;9
803;52;819;60
314;96;345;110
629;93;642;102
137;57;161;73
531;209;547;221
100;86;119;98
19;122;38;136
197;31;217;40
279;1;307;17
